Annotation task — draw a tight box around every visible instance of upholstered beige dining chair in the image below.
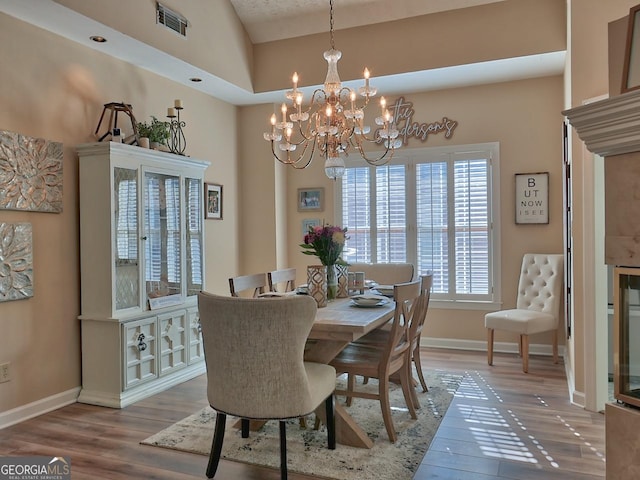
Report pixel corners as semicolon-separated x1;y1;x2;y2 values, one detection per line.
228;272;267;297
348;262;414;285
198;292;336;480
268;268;296;293
485;253;564;373
330;280;421;443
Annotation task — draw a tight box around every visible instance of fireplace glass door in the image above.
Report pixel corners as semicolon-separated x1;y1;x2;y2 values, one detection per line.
614;266;640;408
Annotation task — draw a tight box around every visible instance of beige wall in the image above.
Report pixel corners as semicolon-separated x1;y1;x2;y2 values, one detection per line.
0;12;238;412
273;75;564;345
253;0;566;93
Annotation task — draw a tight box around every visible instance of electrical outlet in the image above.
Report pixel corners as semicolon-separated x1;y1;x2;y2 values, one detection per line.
0;363;10;383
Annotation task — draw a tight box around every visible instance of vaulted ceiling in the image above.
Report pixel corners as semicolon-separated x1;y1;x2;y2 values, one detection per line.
0;0;565;105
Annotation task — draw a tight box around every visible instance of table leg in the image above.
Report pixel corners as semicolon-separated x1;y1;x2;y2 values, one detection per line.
315;401;374;449
306;339;375;448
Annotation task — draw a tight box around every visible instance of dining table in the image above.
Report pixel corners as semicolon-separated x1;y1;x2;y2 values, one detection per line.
305;296;396;449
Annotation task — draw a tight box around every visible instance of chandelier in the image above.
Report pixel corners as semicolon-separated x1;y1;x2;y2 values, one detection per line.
263;0;401;180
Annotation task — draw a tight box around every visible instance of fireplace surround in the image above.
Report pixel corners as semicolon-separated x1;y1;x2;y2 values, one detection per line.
564;86;640;479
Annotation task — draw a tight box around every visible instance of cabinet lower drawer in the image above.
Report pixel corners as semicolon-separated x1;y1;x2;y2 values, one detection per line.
123;317;158;389
187;307;204;365
158;310;188;375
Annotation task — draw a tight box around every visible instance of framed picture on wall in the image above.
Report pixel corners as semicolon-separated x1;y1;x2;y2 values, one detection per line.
297;187;324;212
205;183;223;220
302;218;322;237
515;172;549;224
622;3;640;93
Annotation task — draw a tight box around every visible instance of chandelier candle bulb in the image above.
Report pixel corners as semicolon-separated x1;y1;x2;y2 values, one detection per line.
174;99;183;109
292;72;298;89
364;68;370;87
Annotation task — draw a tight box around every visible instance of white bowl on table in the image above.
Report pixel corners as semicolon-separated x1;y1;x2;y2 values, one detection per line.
350;294;389;307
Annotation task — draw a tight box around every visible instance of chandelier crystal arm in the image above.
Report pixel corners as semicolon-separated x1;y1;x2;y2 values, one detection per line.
269;137;314;169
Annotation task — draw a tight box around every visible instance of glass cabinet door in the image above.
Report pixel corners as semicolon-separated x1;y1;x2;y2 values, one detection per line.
185;177;203;296
114;167;140;310
144;171;182;301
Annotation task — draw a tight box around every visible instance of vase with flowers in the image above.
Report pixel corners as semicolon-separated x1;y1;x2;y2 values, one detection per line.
300;223;348;300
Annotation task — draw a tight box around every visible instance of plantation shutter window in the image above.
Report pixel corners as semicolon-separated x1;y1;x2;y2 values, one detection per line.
338;143;500;308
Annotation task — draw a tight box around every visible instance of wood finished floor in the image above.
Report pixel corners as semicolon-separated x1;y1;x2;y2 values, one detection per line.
0;348;605;479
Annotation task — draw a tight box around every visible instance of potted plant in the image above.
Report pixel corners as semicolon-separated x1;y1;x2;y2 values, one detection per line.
136;116;170;149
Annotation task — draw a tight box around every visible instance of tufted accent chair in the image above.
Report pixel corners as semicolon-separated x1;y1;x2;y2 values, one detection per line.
485;253;564;373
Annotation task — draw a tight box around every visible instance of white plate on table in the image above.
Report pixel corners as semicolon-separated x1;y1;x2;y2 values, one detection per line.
350;295;390;307
373;285;394;297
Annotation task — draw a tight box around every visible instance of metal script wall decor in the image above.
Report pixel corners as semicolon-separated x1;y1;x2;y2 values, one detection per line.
376;96;458;146
0;130;63;212
0;222;34;302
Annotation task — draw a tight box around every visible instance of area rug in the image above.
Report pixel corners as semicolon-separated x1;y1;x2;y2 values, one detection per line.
142;370;464;480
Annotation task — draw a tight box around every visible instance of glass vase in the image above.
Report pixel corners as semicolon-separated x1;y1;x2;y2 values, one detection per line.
326;264;337;301
307;265;327;308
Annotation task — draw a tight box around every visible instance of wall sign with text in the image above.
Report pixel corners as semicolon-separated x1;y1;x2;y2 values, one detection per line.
378;96;458;146
515;172;549;224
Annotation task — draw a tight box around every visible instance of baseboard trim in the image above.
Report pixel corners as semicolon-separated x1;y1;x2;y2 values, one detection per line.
78;362;206;408
0;387;80;430
421;337;566;358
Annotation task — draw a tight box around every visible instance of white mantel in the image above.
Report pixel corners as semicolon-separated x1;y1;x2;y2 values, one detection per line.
563;88;640;157
565;88;640;267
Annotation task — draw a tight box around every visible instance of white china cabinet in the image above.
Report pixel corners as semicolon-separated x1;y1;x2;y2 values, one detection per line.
76;142;209;408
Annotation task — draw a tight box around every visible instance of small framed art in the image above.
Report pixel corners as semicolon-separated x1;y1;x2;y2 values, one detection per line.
302;218;322;237
515;172;549;224
297;187;324;212
205;183;223;220
622;4;640;93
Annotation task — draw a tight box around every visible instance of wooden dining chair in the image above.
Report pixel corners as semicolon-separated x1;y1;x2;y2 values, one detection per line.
268;268;296;293
407;273;433;395
329;280;421;443
228;273;267;297
355;273;433;408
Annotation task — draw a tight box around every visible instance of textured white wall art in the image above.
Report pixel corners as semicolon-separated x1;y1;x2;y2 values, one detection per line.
0;222;33;302
0;130;63;212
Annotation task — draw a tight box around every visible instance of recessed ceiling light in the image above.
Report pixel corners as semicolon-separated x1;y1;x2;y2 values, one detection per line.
190;77;202;82
90;36;107;43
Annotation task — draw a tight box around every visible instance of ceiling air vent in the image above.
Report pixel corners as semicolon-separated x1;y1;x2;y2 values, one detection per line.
156;2;188;37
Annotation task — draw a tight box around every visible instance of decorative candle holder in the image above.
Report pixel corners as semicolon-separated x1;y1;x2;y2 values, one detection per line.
167;100;187;155
307;265;327;308
336;264;349;298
